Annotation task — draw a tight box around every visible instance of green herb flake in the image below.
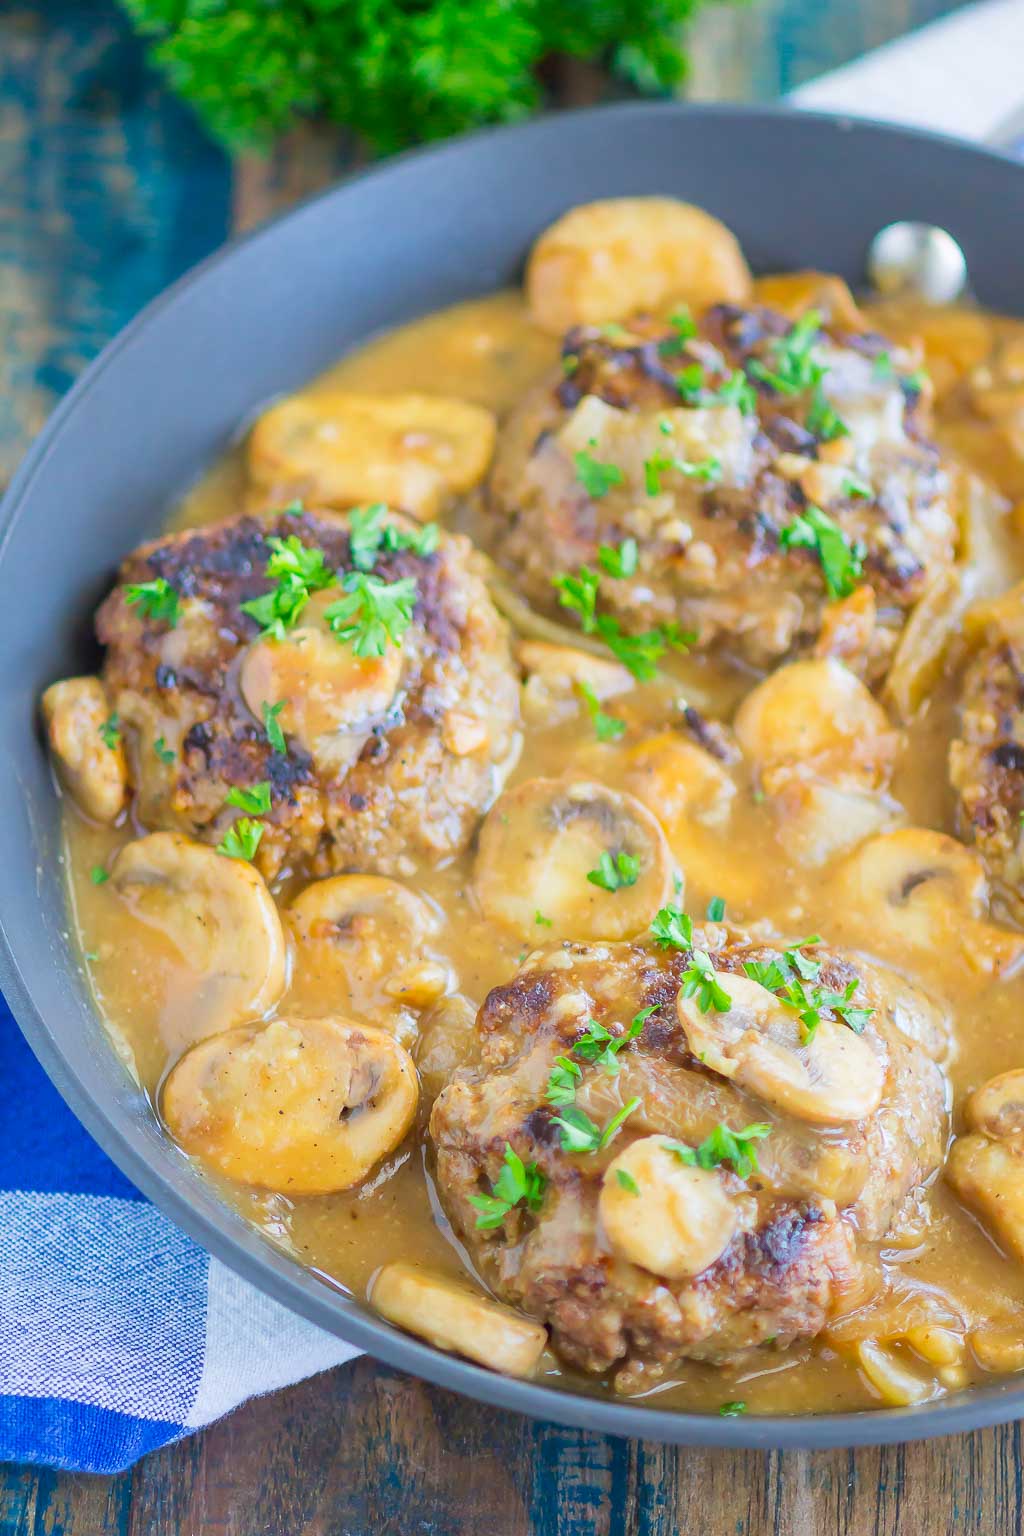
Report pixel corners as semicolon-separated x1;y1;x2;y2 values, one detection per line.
597;538;638;580
262;699;287;754
240;533;336;638
551;1096;641;1155
841;474;872;500
575;444;625;499
664;1121;771;1181
153;736;175;765
616;1168;641;1195
743;941;873;1044
806;381;850;443
679;948;732;1015
217;817;264;862
124;577;181;628
650;904;694;950
873;352;894;378
89;865;109;886
545;1055;583;1107
643;451;722;496
746;308;823;397
719;1401;747;1418
658;306;697;355
469;1143;547;1229
779;504;865;599
577;680;626;743
99;712;120;751
534;909;553;928
706;896;726;922
586;850;640;892
325;572;417;657
677;365;756;415
225;781;272;815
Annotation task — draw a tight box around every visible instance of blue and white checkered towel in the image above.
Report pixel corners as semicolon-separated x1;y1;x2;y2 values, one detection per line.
0;995;356;1473
4;0;1021;1475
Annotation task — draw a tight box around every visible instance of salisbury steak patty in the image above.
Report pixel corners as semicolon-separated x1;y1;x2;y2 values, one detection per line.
97;506;520;879
949;582;1024;907
486;305;956;675
430;930;948;1389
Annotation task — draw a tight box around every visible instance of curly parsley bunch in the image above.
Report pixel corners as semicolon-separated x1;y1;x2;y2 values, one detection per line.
119;0;732;154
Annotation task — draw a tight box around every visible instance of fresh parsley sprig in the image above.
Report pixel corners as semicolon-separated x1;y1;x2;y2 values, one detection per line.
575;444;624;499
744;940;873;1043
551;1097;641;1155
125;577;181;627
663;1121;771;1180
779;504;865;600
324;572;418;657
241;534;336;639
468;1143;547;1229
217;817;264;862
577;680;626;743
348;502;439;572
225;781;272;815
99;712;120;750
586;851;640;892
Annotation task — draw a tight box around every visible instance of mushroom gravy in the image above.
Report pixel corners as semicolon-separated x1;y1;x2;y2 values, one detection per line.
55;264;1024;1417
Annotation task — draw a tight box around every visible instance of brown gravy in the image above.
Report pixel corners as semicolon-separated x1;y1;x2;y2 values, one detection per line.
61;284;1024;1416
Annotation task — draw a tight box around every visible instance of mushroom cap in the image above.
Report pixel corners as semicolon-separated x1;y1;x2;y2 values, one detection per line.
111;832;286;1042
678;971;885;1126
966;1069;1024;1141
525;197;752;335
474;777;674;941
161;1014;418;1194
42;676;127;824
371;1263;547;1378
599;1135;740;1279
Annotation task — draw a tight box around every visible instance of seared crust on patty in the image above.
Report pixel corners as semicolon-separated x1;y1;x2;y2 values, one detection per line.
429;933;947;1388
950;593;1024;906
97;507;520;880
485;305;956;676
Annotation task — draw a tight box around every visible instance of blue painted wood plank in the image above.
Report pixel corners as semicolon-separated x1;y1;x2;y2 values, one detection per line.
0;0;231;484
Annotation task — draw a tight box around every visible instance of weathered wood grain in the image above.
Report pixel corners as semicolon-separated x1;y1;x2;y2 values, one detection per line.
2;0;1015;1532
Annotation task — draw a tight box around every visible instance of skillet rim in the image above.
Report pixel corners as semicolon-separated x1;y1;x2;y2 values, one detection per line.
3;99;1024;1449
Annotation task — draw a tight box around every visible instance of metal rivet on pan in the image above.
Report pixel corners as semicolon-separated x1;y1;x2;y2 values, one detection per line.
866;221;969;305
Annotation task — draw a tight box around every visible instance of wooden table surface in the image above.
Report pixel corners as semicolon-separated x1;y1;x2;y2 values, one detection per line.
2;2;1015;1532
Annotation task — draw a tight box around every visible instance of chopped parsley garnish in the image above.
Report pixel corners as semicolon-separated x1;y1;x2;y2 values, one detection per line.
468;1143;547;1229
153;736;175;764
545;1055;583;1107
743;940;873;1044
873;352;893;378
719;1401;747;1418
575;444;624;499
574;1008;653;1073
706;896;726;922
805;381;849;443
663;1121;771;1180
99;712;120;750
587;850;640;892
616;1168;640;1195
577;680;626;743
551;1097;640;1155
676;364;756;415
841;473;872;500
124;577;181;627
348;502;440;572
562;353;579;376
597;538;638;580
241;534;336;639
658;306;697;355
324;572;417;657
89;865;109;886
534;910;553;928
217;817;264;862
650;904;694;950
643;451;722;496
262;699;287;754
779;503;865;600
904;366;929;394
225;781;272;815
746;309;823;396
552;564;692;682
679;948;732;1015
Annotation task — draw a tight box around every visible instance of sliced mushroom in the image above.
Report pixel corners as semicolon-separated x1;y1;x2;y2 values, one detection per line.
415;994;480;1102
111;832;286;1041
42;677;127;823
287;875;447;1031
966;1070;1024;1141
162;1015;418;1194
853;1340;936;1406
765;778;901;869
833;828;1024;978
474;777;673;941
734;658;899;795
947;1132;1024;1265
599;1135;741;1279
525;197;751;335
239;590;404;778
517;640;633;728
371;1263;547;1378
677;971;884;1126
753;271;867;330
883;569;964;724
247;390;496;520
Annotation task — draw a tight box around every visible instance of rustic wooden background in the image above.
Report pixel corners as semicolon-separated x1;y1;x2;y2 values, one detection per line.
2;2;1016;1532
